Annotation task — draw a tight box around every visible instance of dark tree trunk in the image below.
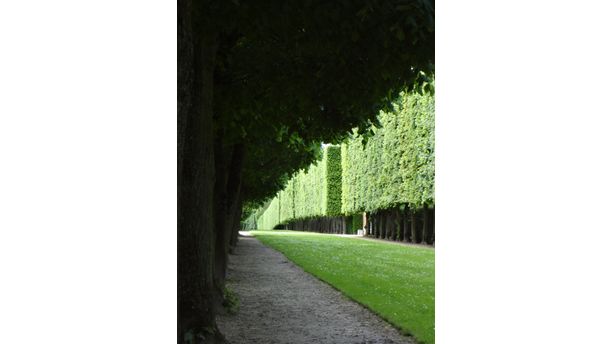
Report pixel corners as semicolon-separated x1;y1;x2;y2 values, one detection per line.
373;213;379;238
430;207;435;245
213;139;229;300
225;145;245;253
421;206;434;245
395;209;402;241
403;207;410;242
389;211;393;240
411;209;420;244
229;193;244;251
388;210;396;241
382;210;389;240
422;205;431;245
177;4;221;342
380;210;388;239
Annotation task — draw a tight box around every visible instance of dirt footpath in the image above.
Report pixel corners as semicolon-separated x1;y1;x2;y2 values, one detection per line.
216;234;415;344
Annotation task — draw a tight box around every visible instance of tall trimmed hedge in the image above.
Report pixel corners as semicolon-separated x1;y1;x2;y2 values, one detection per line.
323;146;342;216
341;90;434;214
257;145;342;229
279;178;295;224
256;89;434;233
257;196;280;230
401;91;435;208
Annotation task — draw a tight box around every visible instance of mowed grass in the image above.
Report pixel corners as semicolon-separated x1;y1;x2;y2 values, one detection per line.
251;230;434;344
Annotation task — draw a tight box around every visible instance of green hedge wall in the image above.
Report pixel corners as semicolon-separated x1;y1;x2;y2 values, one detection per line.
257;89;434;230
401;91;435;208
341;90;434;214
257;145;342;229
278;178;294;224
323;145;342;216
257;196;280;230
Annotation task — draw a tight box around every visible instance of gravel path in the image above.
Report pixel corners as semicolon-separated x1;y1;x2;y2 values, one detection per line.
216;234;415;344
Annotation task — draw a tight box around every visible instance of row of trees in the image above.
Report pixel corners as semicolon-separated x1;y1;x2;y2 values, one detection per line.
343;89;435;244
178;0;434;342
251;89;434;244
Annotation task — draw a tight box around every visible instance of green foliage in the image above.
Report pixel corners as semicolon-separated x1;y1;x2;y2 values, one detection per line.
222;287;239;315
257;145;343;228
208;0;434;210
257;196;281;230
256;87;434;228
323;145;342;216
279;178;295;224
242;198;274;230
242;213;258;230
292;160;324;220
253;230;435;344
400;90;435;208
341;89;435;214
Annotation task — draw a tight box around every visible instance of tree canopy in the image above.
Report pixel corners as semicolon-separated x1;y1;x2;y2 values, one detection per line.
213;0;435;206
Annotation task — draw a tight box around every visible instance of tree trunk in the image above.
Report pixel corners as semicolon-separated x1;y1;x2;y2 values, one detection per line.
225;145;245;253
411;209;420;244
373;213;379;238
403;207;410;242
422;205;430;245
430;207;435;245
229;193;244;252
213;138;229;300
380;210;388;239
388;210;396;241
383;210;389;240
177;5;221;342
422;206;434;245
213;143;247;303
395;209;402;241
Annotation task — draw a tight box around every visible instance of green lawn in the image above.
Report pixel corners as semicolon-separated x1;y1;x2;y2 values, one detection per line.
251;230;435;344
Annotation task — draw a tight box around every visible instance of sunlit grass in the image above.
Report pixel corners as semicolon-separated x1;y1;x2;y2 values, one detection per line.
251;230;434;344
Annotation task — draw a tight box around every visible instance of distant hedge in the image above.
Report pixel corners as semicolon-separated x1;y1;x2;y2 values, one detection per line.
257;145;342;229
257;196;280;230
254;89;434;242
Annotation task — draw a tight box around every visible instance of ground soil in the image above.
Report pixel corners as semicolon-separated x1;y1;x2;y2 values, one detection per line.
216;233;416;344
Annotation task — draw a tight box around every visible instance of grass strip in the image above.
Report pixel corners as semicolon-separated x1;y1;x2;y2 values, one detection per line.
251;230;434;344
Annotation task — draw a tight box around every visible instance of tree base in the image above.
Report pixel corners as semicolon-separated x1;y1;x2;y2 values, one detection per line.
181;325;227;344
